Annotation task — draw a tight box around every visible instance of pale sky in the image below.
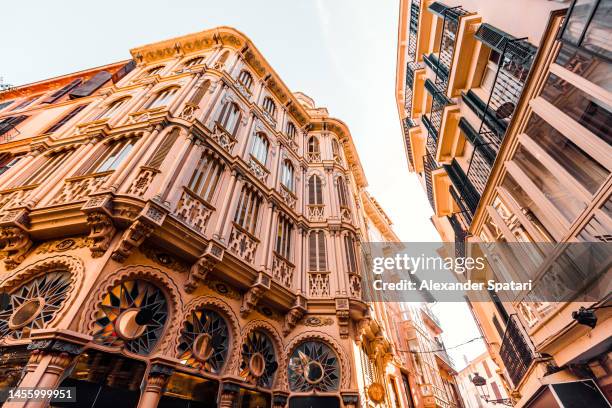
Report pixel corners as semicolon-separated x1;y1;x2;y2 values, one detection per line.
1;0;484;369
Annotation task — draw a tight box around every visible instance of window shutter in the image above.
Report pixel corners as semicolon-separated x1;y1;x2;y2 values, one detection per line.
111;60;136;84
308;176;315;205
145;128;179;169
0;115;28;136
69;71;112;99
316;177;323;204
42;79;82;104
308;233;317;271
318;231;327;270
187;80;210;106
44;105;87;134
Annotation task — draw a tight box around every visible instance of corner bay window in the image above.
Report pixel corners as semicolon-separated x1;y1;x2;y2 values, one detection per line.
275;214;293;260
251;132;269;165
308;230;327;271
188;152;223;202
234;185;261;235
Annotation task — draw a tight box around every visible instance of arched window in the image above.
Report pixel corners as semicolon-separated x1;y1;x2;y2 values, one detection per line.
96;97;130;120
184;56;204;68
307;136;320;162
281;160;294;191
234;184;262;234
87;137;137;174
332;139;342;164
336;176;349;208
288;341;340;392
251;132;269;165
177;308;229;373
308;230;327;271
239;330;277;388
141;66;164;78
344;234;357;273
238;70;254;91
262;97;276;118
188;152;224;202
308;175;323;205
275;213;293;261
215;51;229;68
286;121;297;140
19;149;74;187
217;102;241;135
146;87;179;109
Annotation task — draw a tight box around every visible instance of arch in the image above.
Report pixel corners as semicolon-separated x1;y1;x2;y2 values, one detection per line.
215;50;230;69
0;255;84;340
281;159;295;191
233;319;284;389
140;65;165;79
262;96;276;118
308;174;324;205
282;331;350;391
251;131;270;165
95;96;131;120
146;85;180;109
183;56;205;68
237;70;254;90
79;265;182;356
336;175;349;208
286;121;297;140
217;100;241;136
174;296;241;376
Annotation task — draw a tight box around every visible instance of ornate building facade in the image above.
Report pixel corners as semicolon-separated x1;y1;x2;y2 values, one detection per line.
0;26;414;408
396;1;611;407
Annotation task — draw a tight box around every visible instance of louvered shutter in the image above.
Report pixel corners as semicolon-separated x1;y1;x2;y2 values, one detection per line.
318;231;327;270
45;105;87;134
0;116;28;136
308;232;317;271
42;79;82;104
188;80;210;106
315;177;323;204
344;235;357;272
69;71;112;99
111;60;136;84
308;176;315;205
145;128;179;169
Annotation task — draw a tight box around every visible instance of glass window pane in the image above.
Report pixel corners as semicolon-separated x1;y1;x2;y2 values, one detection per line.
514;144;587;222
524;113;608;194
562;0;598;45
582;1;612;60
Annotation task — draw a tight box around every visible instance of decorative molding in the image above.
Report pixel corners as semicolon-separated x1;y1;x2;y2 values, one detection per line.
111;219;154;262
141;243;189;273
302;316;334;327
35;236;91;255
0;226;32;270
86;212;116;258
185;241;224;293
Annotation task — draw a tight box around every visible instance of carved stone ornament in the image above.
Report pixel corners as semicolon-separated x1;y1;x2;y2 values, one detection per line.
86;212;116;258
0;226;32;270
335;298;350;339
111;220;155;262
282;307;305;336
184;256;217;294
240;285;266;318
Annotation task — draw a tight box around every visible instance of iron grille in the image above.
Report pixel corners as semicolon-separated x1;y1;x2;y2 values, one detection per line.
450;187;473;226
444;159;480;215
423;154;439;209
448;213;467;258
499;314;537;387
408;0;421;59
475;23;515;53
466;145;494;195
422;115;438;157
403;117;416;169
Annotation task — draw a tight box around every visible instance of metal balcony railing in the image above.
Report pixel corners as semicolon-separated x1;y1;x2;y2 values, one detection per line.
428;2;471;91
423;154;439;209
448;213;467;258
444;159;480;216
408;0;421;60
404;61;425;114
403;117;417;169
499;314;538;387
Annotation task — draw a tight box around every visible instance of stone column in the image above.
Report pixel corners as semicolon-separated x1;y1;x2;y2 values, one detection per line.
136;361;176;408
293;227;304;293
218;382;240;408
272;390;289;408
4;330;91;408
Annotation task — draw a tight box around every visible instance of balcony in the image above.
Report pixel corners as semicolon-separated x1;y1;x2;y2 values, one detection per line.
448;213;467;258
423;154;439;210
409;126;426;173
499;314;537;387
432;167;457;217
427;2;472;91
444;159;480;217
405;61;426;117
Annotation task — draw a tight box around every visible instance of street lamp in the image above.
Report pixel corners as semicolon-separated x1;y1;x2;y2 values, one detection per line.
471;372;513;406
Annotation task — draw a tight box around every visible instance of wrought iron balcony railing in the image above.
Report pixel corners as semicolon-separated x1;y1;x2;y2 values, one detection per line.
403;117;418;169
428;2;471;90
448;213;467;258
404;61;425;114
499;314;538;387
444;159;480;216
423;154;440;209
408;0;421;60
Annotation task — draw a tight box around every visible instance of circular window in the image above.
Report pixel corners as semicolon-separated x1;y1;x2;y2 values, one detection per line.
177;309;229;374
0;271;71;339
288;341;340;392
92;280;168;355
239;331;277;388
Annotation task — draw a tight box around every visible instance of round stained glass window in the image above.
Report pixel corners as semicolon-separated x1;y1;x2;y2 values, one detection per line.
240;330;278;388
177;309;229;374
288;341;340;392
